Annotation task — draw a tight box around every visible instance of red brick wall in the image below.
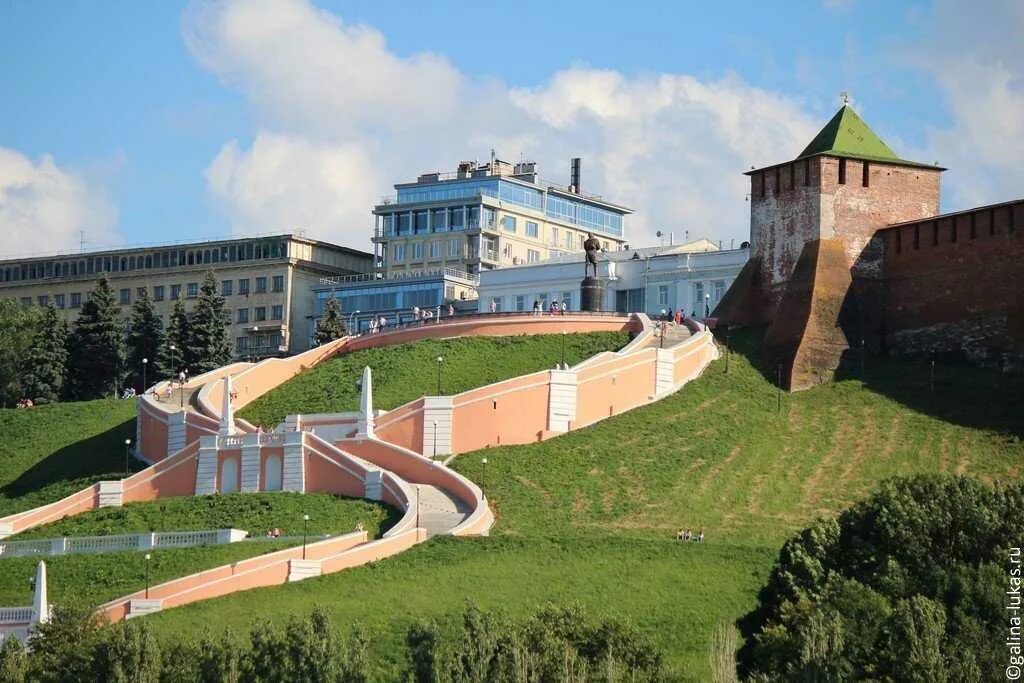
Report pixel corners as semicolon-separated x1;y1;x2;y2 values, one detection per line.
878;200;1024;362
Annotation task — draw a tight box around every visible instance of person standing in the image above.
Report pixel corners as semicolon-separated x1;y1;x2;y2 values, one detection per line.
489;299;497;314
448;303;455;318
560;300;568;315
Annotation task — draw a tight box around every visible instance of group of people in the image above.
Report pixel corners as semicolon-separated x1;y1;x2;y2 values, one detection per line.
532;299;569;316
408;304;456;326
265;527;284;538
366;315;389;334
676;528;705;543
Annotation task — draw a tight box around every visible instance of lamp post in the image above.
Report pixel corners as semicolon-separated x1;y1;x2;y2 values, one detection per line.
124;438;132;477
141;357;148;395
432;420;438;458
704;293;711;322
436;356;444;395
302;514;310;560
251;326;259;362
560;330;567;369
348;309;361;335
660;309;668;349
415;485;420;529
481;457;488;492
169;343;176;377
144;553;151;599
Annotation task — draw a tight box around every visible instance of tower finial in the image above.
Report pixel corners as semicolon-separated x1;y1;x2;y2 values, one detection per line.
840;91;850;106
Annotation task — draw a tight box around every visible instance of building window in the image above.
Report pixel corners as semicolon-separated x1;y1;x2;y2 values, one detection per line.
448;239;460;258
502;215;517;232
236;337;248;353
431;208;447;232
551;227;559;246
271;305;283;321
186;283;199;298
862;161;870;187
527;249;540;263
137;287;147;299
393;244;406;262
222;280;233;296
414;210;429;233
70;293;81;308
713;280;725;303
272;275;284;292
149;285;163;302
55;294;65;309
561;291;572;310
515;295;526;311
429;240;441;259
693;282;704;315
565;232;573;249
255;277;267;293
21;297;31;307
119;289;131;305
838;158;847;185
237;308;249;324
412;242;424;260
657;285;668;306
255;307;267;322
526;221;538;238
171;284;181;300
38;295;49;307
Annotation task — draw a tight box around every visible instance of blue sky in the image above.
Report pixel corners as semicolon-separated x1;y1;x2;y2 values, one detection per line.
0;0;1020;255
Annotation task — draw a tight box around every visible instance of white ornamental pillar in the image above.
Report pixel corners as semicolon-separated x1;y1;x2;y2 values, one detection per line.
356;366;375;439
32;561;49;626
219;375;235;436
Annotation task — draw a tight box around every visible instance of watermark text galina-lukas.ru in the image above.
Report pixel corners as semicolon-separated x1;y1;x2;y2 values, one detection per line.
1009;546;1022;680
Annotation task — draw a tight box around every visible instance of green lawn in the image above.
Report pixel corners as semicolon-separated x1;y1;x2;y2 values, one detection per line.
8;492;397;541
0;493;399;609
0;398;138;517
238;332;631;428
143;331;1024;681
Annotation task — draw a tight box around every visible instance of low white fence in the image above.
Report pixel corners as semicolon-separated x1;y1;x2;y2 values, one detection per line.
0;529;247;559
0;607;33;625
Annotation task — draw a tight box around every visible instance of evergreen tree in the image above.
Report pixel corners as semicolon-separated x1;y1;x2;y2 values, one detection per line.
158;300;189;380
126;290;164;392
0;300;41;407
91;620;162;683
186;272;231;375
68;277;125;400
314;294;347;345
22;305;69;403
0;634;27;683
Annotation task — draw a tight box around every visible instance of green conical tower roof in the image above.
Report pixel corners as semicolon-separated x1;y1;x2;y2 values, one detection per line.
797;105;902;162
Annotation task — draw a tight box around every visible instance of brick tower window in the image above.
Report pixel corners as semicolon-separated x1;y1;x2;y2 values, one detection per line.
951;217;958;243
970;212;977;239
774;166;780;195
789;163;796;190
838;158;847;185
759;172;766;198
804;159;811;186
862;161;870;187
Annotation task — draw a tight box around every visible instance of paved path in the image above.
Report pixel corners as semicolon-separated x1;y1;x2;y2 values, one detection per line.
413;484;473;536
640;321;693;350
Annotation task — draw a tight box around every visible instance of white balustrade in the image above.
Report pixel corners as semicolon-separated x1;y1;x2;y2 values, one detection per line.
0;528;247;559
0;607;33;624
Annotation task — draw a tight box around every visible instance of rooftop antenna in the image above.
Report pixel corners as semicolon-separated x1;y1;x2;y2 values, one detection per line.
840;91;850;106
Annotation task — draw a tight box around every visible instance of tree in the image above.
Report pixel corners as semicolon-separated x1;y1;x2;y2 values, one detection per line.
91;620;162;683
314;295;346;345
0;634;27;683
126;290;164;392
158;300;189;380
22;305;69;403
186;272;231;375
739;475;1024;680
27;603;102;683
67;277;125;400
0;300;40;407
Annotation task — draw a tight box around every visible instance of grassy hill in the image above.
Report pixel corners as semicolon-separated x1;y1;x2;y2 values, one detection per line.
0;398;137;517
145;331;1024;679
0;493;398;608
238;332;630;428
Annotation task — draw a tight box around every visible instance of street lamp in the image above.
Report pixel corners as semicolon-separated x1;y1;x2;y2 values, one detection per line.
141;357;148;394
144;553;151;599
302;514;310;560
348;309;361;336
124;438;132;477
415;485;421;529
435;356;444;395
704;293;711;322
169;343;176;376
481;457;488;492
560;330;567;369
251;326;259;361
432;420;438;458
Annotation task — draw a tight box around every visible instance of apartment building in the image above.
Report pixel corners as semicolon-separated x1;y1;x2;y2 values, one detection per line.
0;234;373;358
371;155;631;277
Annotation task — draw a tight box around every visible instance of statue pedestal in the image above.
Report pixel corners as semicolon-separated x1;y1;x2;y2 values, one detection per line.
580;277;605;312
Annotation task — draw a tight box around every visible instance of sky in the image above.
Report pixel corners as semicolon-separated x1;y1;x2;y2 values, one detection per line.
0;0;1021;258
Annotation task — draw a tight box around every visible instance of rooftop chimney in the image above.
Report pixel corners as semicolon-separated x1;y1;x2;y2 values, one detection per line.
570;158;581;194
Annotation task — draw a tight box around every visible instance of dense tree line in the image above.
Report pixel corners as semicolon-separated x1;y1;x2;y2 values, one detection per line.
739;474;1024;681
0;601;662;682
0;271;231;406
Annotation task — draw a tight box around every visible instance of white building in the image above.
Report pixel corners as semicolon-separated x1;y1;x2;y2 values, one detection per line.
478;240;749;317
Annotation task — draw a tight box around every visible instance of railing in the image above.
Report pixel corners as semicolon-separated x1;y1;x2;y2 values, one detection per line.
319;267;478;287
372;223;493;239
0;529;245;559
0;607;33;624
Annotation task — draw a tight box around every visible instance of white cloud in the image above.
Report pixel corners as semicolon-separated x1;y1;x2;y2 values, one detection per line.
918;0;1024;210
0;146;118;257
185;0;822;249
